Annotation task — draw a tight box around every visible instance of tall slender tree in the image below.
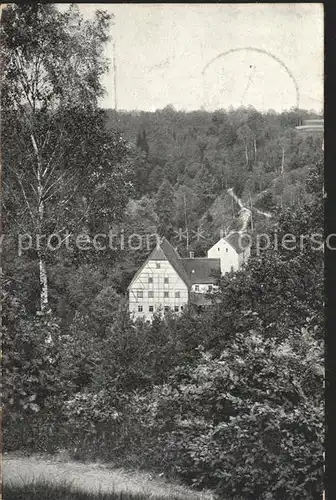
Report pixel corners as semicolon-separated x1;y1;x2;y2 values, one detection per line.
155;178;175;238
1;4;132;313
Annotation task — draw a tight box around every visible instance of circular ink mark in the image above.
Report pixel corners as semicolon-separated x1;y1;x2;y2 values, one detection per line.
202;46;300;109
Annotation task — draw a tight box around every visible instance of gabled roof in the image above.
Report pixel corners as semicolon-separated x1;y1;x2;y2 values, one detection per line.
127;237;191;289
183;258;220;284
160;238;191;286
224;232;250;254
148;246;166;260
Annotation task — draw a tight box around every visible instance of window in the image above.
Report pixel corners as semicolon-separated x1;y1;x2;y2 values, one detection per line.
195;285;199;292
175;291;180;298
208;285;213;291
137;291;143;298
138;305;143;312
164;291;169;298
148;291;154;298
174;306;179;312
164;277;169;284
181;306;184;311
156;262;161;268
218;247;220;251
164;306;170;311
148;277;153;284
149;306;154;312
226;248;228;253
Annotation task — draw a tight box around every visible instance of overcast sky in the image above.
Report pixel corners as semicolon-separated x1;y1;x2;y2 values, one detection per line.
58;3;323;113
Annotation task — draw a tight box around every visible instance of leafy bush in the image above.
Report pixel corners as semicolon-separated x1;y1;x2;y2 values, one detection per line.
45;324;323;499
126;328;324;499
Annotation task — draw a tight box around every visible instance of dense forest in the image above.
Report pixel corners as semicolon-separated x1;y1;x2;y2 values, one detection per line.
105;105;323;261
107;105;323;207
1;4;324;500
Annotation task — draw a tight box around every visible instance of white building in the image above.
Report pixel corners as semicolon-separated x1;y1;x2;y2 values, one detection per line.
207;232;251;275
295;118;324;150
128;232;250;321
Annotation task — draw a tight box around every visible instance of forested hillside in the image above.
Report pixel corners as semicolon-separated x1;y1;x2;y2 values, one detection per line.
105;106;323;253
109;107;321;205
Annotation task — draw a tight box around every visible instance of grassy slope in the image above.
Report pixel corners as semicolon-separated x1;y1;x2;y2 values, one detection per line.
3;455;214;500
3;481;209;500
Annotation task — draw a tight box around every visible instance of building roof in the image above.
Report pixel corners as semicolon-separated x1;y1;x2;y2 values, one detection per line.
159;238;191;286
183;258;220;284
295;125;324;133
224;232;251;254
302;119;324;126
127;237;191;289
295;118;324;134
148;246;167;260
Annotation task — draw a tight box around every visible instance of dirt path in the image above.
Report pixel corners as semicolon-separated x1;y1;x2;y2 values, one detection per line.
227;187;272;221
3;454;214;500
252;206;272;219
227;188;251;232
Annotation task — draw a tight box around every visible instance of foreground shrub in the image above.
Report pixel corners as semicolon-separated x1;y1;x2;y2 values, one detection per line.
145;327;324;500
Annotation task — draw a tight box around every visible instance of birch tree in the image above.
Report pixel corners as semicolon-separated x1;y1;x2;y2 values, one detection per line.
247;109;265;163
1;4;132;313
237;124;253;171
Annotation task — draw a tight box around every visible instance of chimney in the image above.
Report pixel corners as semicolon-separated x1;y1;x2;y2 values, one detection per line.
189;251;195;258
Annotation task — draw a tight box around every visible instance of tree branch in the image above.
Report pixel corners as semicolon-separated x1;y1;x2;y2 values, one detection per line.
42;131;65;179
42;170;72;201
14;174;35;224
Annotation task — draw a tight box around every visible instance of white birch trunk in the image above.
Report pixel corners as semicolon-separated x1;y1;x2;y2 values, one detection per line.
253;139;257;161
38;253;49;312
249;193;254;232
245;144;249;166
31;133;49;313
281;147;285;175
37;198;49;313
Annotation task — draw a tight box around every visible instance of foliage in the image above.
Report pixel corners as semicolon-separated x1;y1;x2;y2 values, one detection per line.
155;178;176;238
1;3;111;109
124;326;323;499
2;312;73;415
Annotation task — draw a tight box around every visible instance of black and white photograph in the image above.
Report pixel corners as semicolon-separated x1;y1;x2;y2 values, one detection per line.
1;3;324;500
